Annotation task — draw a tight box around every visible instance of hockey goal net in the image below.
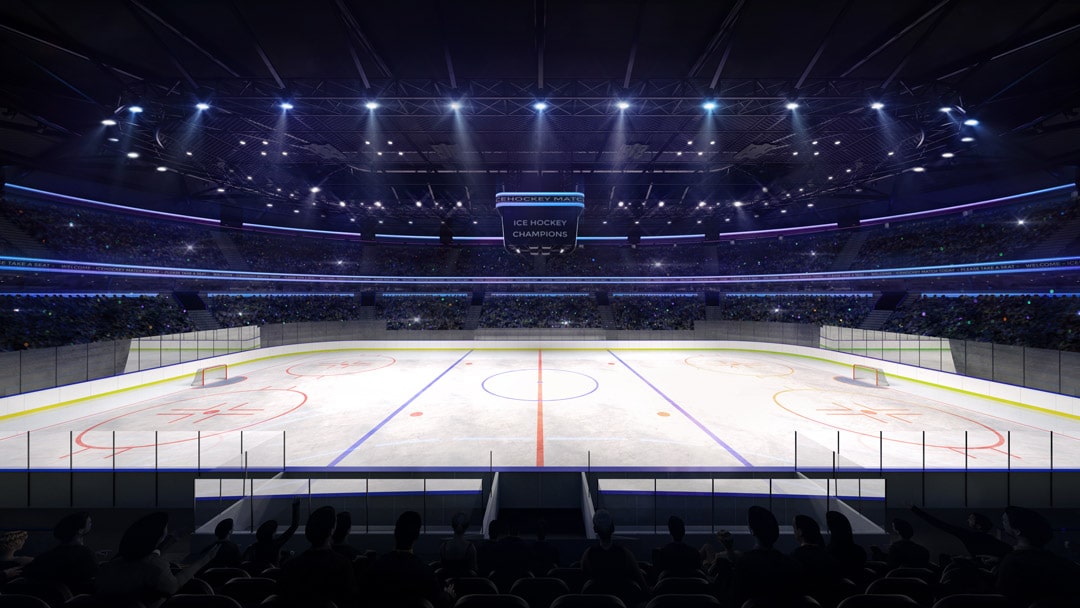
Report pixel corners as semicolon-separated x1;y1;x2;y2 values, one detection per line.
191;363;228;387
852;363;888;386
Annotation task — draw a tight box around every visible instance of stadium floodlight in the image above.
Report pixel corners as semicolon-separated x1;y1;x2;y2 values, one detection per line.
195;102;210;111
616;101;630;110
702;101;717;110
533;101;548;111
450;101;462;110
280;102;294;110
870;102;884;110
785;102;799;110
365;101;379;110
128;105;143;113
101;119;117;126
963;118;979;126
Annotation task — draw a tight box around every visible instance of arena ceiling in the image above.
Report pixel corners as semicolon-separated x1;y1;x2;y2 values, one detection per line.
1;0;1079;237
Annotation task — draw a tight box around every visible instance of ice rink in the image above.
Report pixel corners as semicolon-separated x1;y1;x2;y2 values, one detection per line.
2;345;1079;472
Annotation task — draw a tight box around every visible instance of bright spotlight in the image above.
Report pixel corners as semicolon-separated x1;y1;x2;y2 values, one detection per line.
310;186;320;193
195;102;210;111
101;119;117;126
128;106;143;113
365;101;379;110
961;136;975;142
533;101;548;111
156;166;167;172
616;101;630;110
280;102;294;110
415;201;422;207
963;118;979;126
941;152;955;158
126;151;139;158
911;166;926;172
870;102;884;110
939;107;953;113
702;101;717;110
450;101;462;110
785;102;799;110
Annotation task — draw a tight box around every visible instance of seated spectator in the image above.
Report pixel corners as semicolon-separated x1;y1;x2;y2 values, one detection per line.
730;506;800;606
581;509;646;588
871;517;930;568
331;511;361;561
0;530;32;585
244;499;301;569
197;518;242;571
23;512;97;594
826;510;867;582
790;514;839;602
653;515;703;577
277;505;357;608
995;506;1080;608
96;512;218;608
530;519;560;576
910;505;1012;561
493;522;532;583
439;511;477;576
476;518;501;578
368;510;453;608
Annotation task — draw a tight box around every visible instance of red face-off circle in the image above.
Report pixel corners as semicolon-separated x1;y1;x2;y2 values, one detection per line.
75;388;308;451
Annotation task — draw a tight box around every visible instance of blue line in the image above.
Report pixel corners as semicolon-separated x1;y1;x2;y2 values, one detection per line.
328;350;473;467
608;350;752;467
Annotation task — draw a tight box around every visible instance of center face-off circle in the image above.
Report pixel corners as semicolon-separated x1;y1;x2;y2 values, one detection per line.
482;369;599;402
685;355;794;377
286;355;396;377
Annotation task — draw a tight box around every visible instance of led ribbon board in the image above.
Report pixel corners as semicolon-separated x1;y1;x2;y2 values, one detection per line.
496;192;585;255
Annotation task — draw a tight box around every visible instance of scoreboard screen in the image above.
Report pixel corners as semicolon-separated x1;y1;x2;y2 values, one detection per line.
495;192;584;255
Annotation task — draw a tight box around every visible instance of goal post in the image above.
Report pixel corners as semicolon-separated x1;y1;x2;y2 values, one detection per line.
191;363;228;387
852;363;888;386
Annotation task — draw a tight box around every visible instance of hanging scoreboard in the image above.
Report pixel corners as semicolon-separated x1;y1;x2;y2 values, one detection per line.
495;192;585;255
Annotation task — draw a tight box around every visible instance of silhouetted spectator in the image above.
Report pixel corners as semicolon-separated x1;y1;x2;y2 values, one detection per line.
871;517;930;568
277;505;357;608
244;499;301;569
331;511;361;561
493;522;532;583
530;519;560;576
826;510;867;581
910;505;1013;560
369;511;453;608
23;512;97;594
96;512;217;608
581;509;646;588
0;530;31;585
440;512;477;576
791;514;839;602
730;506;800;606
197;518;242;571
653;515;703;577
996;506;1080;608
476;519;501;577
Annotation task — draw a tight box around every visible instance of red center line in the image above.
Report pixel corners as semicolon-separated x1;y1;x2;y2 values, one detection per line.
536;349;544;467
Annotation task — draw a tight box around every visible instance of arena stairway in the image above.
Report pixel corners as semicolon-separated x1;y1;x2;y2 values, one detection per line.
829;229;870;271
211;231;251;270
172;291;222;331
1021;213;1080;258
465;292;485;330
0;216;52;257
858;291;908;331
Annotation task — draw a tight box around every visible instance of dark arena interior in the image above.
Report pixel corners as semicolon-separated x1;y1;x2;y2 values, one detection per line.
1;2;1080;607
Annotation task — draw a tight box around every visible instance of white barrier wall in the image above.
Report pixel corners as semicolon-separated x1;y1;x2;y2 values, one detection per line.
3;338;1078;421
